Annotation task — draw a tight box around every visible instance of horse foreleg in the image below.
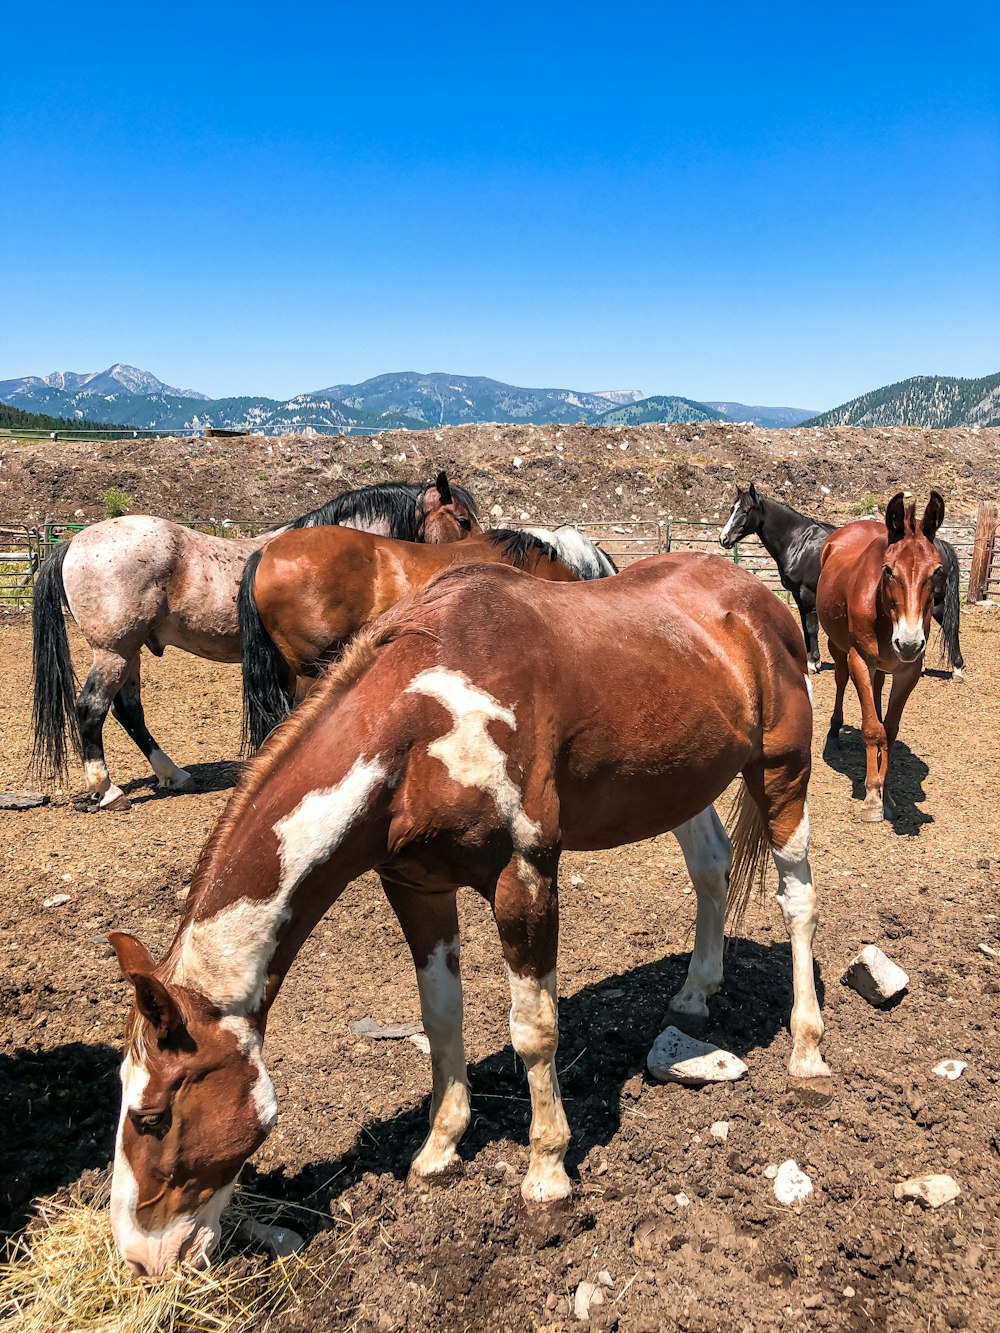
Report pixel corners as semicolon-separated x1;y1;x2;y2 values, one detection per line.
383;883;470;1183
847;648;888;821
796;597;821;673
76;650;132;809
667;805;731;1025
111;659;195;793
493;853;571;1206
827;642;849;741
880;662;922;815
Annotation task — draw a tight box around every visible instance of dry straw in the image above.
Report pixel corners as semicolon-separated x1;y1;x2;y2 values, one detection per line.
0;1177;357;1333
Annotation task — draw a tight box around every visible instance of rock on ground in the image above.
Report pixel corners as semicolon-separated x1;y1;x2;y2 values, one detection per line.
894;1174;962;1208
842;945;909;1005
646;1026;748;1084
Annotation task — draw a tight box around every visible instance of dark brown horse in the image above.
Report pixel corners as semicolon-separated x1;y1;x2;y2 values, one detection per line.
817;492;944;821
237;525;608;751
107;553;827;1275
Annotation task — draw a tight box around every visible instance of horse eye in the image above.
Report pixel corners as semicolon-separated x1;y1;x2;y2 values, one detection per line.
883;565;893;580
458;517;472;530
133;1110;170;1137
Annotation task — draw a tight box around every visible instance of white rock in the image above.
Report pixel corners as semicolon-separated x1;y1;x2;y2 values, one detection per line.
894;1174;961;1208
574;1281;605;1320
646;1026;747;1084
409;1033;431;1055
763;1163;779;1180
842;945;909;1005
42;893;72;909
709;1121;730;1142
978;943;999;960
774;1160;813;1206
598;1270;614;1288
674;1191;691;1208
490;504;503;518
512;457;523;469
932;1059;967;1080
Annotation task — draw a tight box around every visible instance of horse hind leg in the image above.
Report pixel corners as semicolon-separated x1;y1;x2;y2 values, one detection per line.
111;659;195;793
666;805;731;1028
76;650;133;810
743;726;831;1102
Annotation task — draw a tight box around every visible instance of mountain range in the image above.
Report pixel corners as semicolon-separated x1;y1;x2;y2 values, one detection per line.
0;364;817;433
3;364;995;435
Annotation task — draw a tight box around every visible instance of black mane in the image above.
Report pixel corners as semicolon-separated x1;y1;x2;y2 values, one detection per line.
286;479;478;541
485;528;559;566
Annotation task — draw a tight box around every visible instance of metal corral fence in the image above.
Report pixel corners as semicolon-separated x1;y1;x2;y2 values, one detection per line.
0;512;988;609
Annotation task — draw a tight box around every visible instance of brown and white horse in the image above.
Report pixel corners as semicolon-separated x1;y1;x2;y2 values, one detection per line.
817;491;944;821
31;474;479;809
107;554;828;1276
237;525;611;751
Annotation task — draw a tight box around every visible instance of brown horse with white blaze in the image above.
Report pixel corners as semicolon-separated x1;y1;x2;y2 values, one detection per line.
817;491;944;822
108;554;828;1276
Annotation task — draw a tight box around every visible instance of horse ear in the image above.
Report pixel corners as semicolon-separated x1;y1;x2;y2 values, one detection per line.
108;932;182;1041
108;931;156;979
435;471;453;505
885;493;906;545
748;481;758;500
921;490;944;541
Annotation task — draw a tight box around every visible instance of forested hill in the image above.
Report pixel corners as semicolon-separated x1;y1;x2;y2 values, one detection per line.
805;374;1000;429
0;402;117;433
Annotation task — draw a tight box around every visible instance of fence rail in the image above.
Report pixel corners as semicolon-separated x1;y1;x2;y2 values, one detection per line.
0;511;991;610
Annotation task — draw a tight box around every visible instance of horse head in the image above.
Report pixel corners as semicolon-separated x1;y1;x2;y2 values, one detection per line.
419;471;482;543
107;932;276;1276
881;491;945;662
719;482;763;548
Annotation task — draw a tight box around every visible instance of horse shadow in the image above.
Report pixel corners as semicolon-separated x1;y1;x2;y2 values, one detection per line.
0;1041;120;1236
822;727;932;834
120;759;241;803
246;942;826;1229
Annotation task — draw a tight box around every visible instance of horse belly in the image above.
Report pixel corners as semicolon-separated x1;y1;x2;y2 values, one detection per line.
557;734;753;852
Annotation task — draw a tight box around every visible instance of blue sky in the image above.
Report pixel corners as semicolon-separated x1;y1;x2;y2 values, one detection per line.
2;1;998;409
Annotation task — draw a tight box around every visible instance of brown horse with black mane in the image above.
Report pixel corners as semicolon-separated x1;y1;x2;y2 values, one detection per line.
237;524;603;751
108;553;827;1276
817;491;944;822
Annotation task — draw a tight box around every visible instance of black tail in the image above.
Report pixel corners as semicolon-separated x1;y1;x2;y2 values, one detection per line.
31;540;80;780
935;539;964;672
238;548;292;753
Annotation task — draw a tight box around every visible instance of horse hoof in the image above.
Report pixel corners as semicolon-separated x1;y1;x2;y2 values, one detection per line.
407;1158;463;1190
787;1074;833;1108
859;804;884;824
162;771;197;793
99;788;131;812
808;661;820;675
952;669;965;684
664;1006;710;1038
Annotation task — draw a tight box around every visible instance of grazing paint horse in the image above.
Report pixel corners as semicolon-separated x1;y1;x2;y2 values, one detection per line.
817;491;944;822
237;525;611;751
31;474;479;809
107;554;829;1276
720;483;964;679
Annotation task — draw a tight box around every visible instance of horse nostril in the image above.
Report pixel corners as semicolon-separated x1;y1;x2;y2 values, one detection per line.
126;1257;147;1276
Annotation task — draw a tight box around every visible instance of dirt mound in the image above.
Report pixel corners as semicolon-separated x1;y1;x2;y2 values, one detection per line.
2;421;996;527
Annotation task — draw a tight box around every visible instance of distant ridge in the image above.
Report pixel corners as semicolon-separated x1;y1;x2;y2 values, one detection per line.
591;394;720;426
705;401;816;429
804;373;1000;429
0;402;118;434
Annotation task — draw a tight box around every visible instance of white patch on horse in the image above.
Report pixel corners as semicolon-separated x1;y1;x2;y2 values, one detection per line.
506;966;572;1203
405;668;541;850
173;756;386;1014
149;748;193;788
804;673;814;707
524;525;614;579
719;500;741;545
220;1016;278;1131
776;805;810;864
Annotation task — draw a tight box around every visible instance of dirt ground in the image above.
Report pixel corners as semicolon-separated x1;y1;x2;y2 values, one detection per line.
1;604;998;1332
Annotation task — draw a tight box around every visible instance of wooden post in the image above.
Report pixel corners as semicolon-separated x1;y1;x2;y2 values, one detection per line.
968;500;998;602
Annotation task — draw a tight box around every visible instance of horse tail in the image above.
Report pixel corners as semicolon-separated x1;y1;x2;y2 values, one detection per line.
31;538;80;780
238;548;291;754
936;541;963;672
725;782;771;937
